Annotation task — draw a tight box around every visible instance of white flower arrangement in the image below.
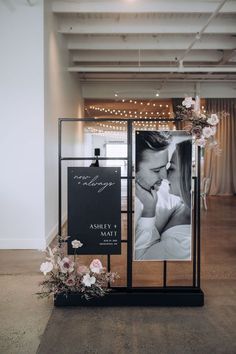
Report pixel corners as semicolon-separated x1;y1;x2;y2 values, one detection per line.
40;261;53;276
37;237;119;300
71;239;83;248
82;273;96;287
176;96;221;151
182;96;195;108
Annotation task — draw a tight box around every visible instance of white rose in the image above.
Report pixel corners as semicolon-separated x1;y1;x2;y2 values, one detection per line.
71;239;83;249
82;273;96;287
40;261;53;275
207;114;219;125
202;126;214;138
182;97;195;108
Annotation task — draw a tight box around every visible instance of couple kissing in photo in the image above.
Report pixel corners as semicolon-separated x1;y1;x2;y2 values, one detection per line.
135;130;192;261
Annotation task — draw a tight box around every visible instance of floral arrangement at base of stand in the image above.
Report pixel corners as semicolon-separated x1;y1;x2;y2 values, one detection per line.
176;96;221;152
37;237;119;301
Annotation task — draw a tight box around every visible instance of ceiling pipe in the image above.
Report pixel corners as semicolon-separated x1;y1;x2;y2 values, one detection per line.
68;66;236;73
178;0;228;67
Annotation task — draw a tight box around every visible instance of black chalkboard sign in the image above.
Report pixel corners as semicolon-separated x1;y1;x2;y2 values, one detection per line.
68;167;121;255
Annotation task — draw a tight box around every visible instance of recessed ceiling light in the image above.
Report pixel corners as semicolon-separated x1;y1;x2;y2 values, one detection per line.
156;93;159;97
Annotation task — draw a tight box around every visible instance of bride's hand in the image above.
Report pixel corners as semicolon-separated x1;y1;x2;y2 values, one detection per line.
136;183;158;217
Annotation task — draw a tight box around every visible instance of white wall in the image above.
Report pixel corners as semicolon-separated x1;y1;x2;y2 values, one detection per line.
0;1;45;248
44;0;84;246
0;0;84;249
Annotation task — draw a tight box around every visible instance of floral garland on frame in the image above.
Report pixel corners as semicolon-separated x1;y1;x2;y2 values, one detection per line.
176;96;220;151
37;236;119;301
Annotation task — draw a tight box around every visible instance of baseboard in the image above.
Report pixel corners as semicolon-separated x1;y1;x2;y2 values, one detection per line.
45;214;67;247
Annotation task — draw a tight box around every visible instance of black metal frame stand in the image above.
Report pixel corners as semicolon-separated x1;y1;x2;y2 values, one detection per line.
55;118;204;306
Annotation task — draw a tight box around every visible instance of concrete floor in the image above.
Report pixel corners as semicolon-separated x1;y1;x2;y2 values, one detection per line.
0;251;53;354
37;282;236;354
0;196;236;354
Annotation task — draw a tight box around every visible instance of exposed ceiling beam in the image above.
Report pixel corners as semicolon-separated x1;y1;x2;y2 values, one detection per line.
52;1;236;14
69;66;236;73
58;16;236;35
81;81;236;99
72;50;223;63
68;35;236;50
80;78;236;83
78;72;236;82
218;49;236;64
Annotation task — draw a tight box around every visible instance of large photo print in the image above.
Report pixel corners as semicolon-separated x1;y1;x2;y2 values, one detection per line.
134;131;192;261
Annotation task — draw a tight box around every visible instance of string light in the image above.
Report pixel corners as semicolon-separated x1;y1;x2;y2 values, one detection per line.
85;101;173;126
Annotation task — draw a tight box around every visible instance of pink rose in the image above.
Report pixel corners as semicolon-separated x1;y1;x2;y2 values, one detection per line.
58;257;74;273
89;259;103;274
65;277;76;287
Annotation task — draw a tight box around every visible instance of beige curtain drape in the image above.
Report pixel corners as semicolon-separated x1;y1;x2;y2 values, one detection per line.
204;98;236;195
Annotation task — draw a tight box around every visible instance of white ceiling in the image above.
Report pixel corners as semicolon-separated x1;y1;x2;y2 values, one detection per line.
52;0;236;94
